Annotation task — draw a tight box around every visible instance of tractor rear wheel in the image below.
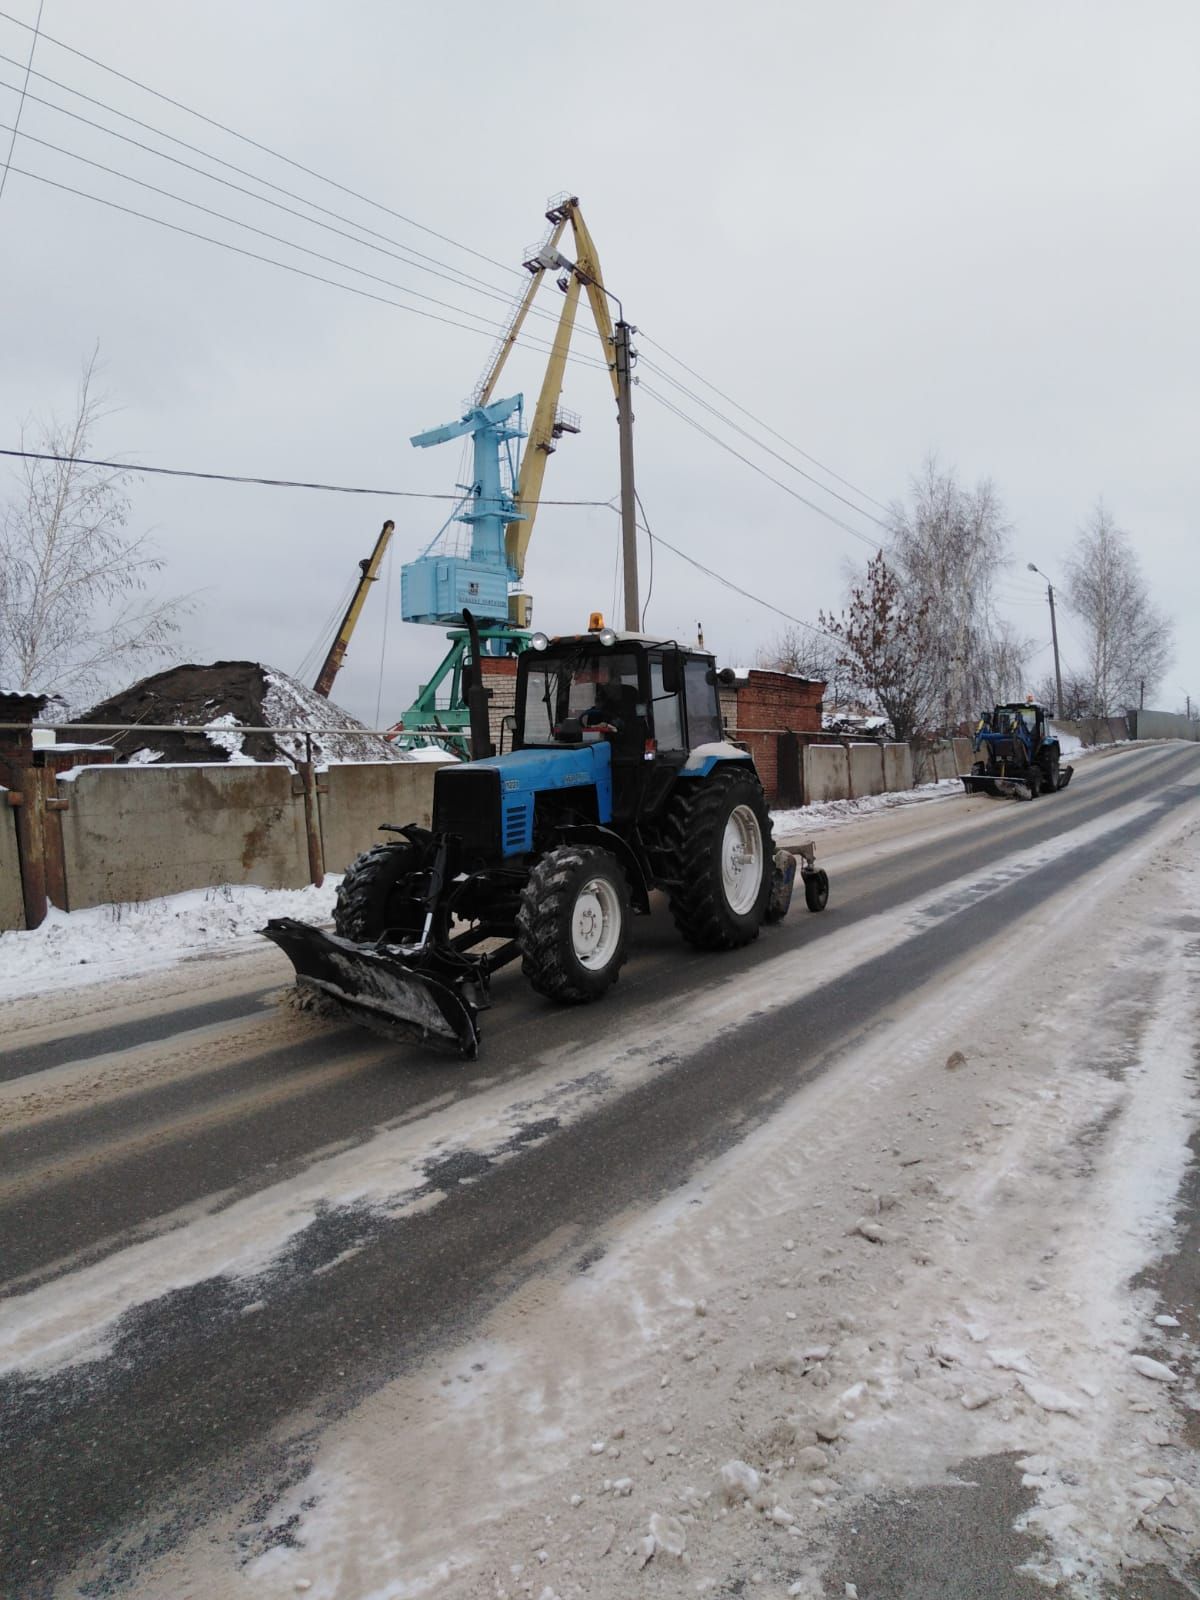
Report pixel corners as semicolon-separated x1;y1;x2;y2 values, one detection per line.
334;841;425;944
516;846;630;1004
664;769;773;950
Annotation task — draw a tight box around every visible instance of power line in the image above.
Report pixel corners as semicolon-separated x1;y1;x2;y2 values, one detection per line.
639;383;883;552
0;7;528;283
640;355;890;532
0;59;593;343
0;120;605;353
626;511;837;642
0;447;618;504
639;331;892;516
0;0;39;206
5;165;608;372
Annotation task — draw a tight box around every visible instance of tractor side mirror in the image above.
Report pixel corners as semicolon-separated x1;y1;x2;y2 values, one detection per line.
717;667;738;687
660;652;682;694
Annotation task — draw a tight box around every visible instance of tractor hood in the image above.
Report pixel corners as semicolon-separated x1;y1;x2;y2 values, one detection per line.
435;742;614;857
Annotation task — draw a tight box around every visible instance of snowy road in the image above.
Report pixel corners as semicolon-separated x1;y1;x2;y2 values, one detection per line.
1;742;1198;1599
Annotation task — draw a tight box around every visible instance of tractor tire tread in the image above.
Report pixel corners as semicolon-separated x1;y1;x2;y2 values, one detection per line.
516;845;629;1005
662;768;774;951
334;841;419;943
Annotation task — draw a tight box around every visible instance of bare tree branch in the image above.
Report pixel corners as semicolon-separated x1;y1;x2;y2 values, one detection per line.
0;350;191;709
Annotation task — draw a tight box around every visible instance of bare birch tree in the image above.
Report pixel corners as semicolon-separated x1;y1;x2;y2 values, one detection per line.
1064;503;1172;715
887;457;1028;726
0;352;189;708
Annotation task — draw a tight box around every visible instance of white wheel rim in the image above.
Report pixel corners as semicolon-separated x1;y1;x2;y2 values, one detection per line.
721;804;764;915
572;876;622;969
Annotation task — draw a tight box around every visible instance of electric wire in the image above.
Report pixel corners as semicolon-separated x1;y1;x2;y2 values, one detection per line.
0;62;596;344
639;383;884;552
635;489;655;630
0;35;888;523
0;0;38;205
623;509;837;643
0;119;607;350
1;167;610;373
0;8;529;283
639;332;893;516
639;356;891;533
0;448;618;505
0;21;892;529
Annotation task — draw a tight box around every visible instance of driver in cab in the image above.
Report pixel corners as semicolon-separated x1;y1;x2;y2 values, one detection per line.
578;661;638;737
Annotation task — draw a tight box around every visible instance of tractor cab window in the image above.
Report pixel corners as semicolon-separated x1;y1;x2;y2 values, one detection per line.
684;658;722;747
648;655;685;752
520;650;644;747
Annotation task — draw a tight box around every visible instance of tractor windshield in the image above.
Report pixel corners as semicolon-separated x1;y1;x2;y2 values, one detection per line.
520;649;644;746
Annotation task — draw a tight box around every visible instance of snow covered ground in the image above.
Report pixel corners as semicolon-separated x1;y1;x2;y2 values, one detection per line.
0;879;340;1004
31;754;1193;1600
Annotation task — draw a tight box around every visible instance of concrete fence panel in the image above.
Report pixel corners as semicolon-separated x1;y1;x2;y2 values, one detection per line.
319;760;449;874
882;743;913;792
932;744;958;781
0;798;23;931
60;764;309;910
803;743;850;804
848;742;885;798
952;737;974;775
1130;710;1198;742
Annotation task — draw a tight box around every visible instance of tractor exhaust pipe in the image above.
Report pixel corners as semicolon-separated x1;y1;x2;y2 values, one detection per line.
461;608;495;760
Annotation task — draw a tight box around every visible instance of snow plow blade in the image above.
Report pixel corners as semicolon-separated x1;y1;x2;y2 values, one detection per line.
261;918;483;1058
960;773;1032;800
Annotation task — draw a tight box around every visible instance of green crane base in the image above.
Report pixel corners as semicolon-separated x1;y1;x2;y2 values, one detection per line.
395;623;530;759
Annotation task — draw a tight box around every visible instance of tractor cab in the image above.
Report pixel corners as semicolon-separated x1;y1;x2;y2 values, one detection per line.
515;621;726;820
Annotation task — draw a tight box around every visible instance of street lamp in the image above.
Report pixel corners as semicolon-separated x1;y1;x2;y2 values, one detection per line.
533;248;640;632
1028;562;1064;720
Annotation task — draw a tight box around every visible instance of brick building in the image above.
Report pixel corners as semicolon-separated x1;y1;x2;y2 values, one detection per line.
722;669;826;802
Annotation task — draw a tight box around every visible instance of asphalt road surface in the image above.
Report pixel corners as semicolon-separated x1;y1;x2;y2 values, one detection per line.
2;742;1198;1599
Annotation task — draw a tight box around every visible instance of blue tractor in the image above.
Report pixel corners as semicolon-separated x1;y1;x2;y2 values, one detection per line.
264;612;828;1056
961;701;1074;800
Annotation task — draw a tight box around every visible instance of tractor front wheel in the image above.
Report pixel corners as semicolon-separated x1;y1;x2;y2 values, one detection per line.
334;841;426;944
665;769;773;950
516;846;630;1004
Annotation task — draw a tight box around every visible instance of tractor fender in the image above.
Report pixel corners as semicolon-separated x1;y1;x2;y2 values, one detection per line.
680;740;755;777
555;824;652;914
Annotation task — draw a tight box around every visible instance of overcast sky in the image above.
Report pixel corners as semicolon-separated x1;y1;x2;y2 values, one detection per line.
2;0;1196;723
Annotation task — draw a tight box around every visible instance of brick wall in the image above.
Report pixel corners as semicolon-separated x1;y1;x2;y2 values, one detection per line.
480;657;518;752
727;671;825;804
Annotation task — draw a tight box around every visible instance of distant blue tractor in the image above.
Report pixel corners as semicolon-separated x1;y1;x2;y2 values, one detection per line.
961;701;1074;801
265;613;828;1056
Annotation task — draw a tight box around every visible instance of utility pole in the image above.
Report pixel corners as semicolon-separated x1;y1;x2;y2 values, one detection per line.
1047;581;1064;721
613;319;640;631
1028;562;1064;719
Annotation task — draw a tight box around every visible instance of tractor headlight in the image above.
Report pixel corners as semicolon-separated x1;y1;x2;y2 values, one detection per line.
598;627;617;647
529;631;549;651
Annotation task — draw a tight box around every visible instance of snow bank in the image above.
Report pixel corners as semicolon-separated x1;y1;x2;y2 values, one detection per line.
0;879;339;1001
771;778;963;836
